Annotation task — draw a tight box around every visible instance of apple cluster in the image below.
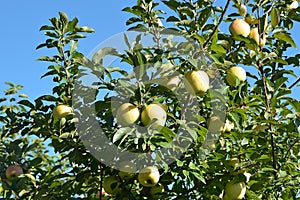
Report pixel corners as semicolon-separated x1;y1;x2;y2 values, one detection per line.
100;164;163;199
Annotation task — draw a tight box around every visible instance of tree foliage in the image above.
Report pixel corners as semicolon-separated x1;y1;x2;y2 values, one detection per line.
0;1;300;199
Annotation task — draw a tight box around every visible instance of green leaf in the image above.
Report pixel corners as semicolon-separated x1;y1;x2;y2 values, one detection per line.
274;32;296;48
78;26;95;33
166;16;180;22
44;31;58;38
59;12;69;30
19;94;29;98
270;8;280;28
211;44;227;54
191;171;206;184
70;40;78;55
198;8;211;28
18;100;35;109
39;25;55;31
92;47;120;64
112;127;132;143
37;56;56;62
162;0;181;12
67;17;79;32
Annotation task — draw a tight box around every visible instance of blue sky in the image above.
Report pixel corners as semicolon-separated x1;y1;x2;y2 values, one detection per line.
0;0;299;100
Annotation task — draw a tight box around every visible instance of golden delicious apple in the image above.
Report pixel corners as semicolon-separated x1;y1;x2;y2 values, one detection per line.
208;116;224;133
138;166;160;187
224;181;246;200
223;120;234;132
164;76;181;91
5;165;23;181
229;19;250;37
116;103;140;126
103;176;121;195
53;104;73;119
184;70;209;96
150;183;165;199
247;28;266;50
118;161;136;179
141;103;167;129
226;67;246;86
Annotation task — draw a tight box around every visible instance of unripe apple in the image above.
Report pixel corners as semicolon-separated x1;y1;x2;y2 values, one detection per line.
53;104;73;119
150;183;165;199
226;67;246;86
141;103;167;129
223;120;234;132
224;181;246;200
116;103;140;126
229;19;250;37
118;161;136;179
103;176;121;195
138;166;160;187
208;116;224;133
287;1;298;9
6;165;23;181
184;70;209;96
247;28;266;50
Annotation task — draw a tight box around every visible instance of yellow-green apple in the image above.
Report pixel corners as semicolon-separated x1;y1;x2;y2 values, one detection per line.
161;76;181;91
238;4;247;17
6;165;23;181
226;67;246;86
224;181;246;200
229;19;250;37
53;104;73;119
138;166;160;187
103;176;121;195
141;103;167;129
184;70;209;96
118;161;136;179
150;183;165;199
151;75;181;91
116;103;140;126
223;120;234;132
208;116;224;133
287;1;298;9
247;28;266;50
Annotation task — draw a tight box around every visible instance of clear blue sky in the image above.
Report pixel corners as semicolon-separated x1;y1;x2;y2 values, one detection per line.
0;0;299;100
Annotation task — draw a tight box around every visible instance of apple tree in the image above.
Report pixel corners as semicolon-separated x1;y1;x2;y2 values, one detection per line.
1;0;300;199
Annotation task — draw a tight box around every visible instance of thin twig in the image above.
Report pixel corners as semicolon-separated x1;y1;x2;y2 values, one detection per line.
203;0;231;48
289;77;300;89
283;139;299;160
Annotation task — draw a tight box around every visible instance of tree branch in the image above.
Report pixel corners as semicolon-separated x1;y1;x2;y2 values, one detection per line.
203;0;231;48
257;6;277;176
